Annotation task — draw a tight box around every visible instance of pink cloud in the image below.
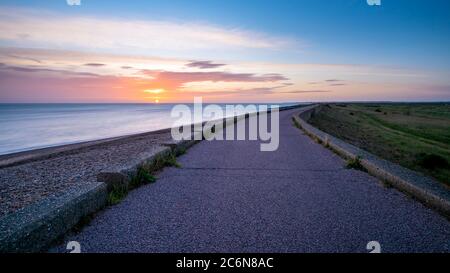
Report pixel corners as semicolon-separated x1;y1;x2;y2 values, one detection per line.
139;69;289;89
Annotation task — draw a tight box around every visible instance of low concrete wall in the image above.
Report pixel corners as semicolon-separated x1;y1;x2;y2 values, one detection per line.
293;105;450;217
0;182;107;252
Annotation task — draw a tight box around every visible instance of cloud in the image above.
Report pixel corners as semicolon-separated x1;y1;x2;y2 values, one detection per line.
308;79;346;86
233;85;286;96
0;62;290;101
83;63;106;67
325;79;346;86
0;8;297;55
2;61;448;102
168;85;287;97
0;64;99;77
7;54;42;64
186;60;226;69
139;69;289;89
0;47;188;73
172;85;330;98
0;69;144;102
310;79;343;84
1;65;62;74
281;90;331;93
2;46;447;102
325;79;342;82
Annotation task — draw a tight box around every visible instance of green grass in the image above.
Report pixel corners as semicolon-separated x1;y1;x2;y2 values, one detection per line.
309;103;450;186
107;183;128;205
108;152;182;205
129;167;157;189
148;152;181;172
130;152;181;188
165;153;182;168
345;156;366;172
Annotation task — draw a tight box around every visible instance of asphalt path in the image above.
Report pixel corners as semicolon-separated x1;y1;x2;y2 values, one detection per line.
53;108;450;253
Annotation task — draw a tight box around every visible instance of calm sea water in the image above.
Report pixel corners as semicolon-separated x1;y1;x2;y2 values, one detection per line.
0;103;298;155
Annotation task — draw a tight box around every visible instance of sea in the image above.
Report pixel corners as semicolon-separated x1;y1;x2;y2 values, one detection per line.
0;103;300;155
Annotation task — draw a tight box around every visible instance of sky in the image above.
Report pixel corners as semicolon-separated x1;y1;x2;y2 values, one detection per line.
0;0;449;103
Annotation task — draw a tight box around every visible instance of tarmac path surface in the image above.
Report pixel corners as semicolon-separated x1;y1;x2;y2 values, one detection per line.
53;108;450;253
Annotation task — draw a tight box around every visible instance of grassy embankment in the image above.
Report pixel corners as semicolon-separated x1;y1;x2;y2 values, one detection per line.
308;103;450;186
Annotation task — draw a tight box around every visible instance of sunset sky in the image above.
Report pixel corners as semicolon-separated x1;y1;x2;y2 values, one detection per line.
0;0;449;103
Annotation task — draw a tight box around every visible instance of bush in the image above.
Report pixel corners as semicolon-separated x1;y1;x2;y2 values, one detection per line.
346;156;366;171
416;153;448;170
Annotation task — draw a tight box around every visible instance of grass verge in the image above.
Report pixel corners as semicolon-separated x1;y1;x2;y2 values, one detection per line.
308;103;450;186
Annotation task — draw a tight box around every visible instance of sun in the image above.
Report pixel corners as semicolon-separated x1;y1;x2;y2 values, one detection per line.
154;99;160;103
